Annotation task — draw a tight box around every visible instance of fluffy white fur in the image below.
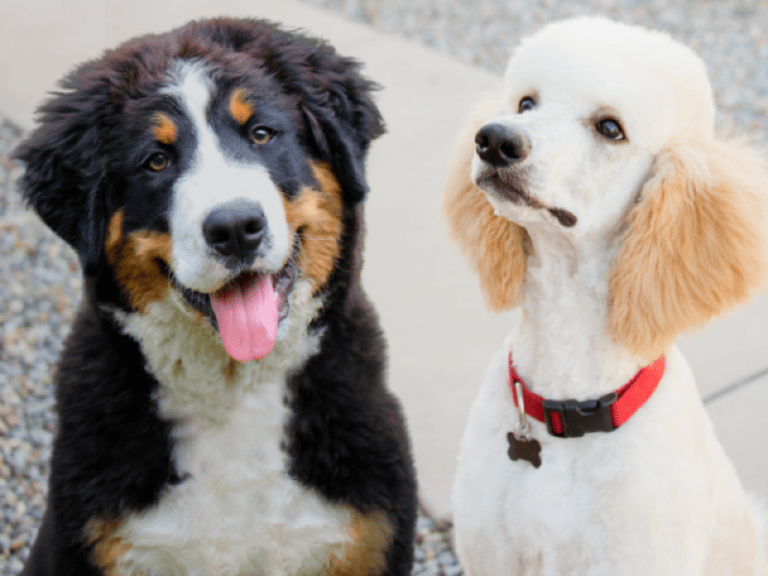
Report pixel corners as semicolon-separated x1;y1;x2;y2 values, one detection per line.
107;279;350;576
447;17;768;575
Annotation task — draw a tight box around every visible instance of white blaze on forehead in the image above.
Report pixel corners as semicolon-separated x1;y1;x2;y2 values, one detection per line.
163;60;290;293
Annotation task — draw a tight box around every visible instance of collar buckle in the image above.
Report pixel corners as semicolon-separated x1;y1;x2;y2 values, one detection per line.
542;392;618;438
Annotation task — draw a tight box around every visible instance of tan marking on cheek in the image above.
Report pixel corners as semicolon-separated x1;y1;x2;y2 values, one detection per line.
152;113;177;145
284;161;344;291
229;88;254;126
330;509;394;576
84;517;131;576
105;210;173;312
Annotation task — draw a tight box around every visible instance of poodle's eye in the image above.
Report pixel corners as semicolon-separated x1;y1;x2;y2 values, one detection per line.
145;152;169;172
251;126;273;145
596;118;626;141
518;97;536;113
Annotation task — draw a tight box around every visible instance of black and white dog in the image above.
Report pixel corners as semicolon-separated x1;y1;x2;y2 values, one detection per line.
14;17;416;576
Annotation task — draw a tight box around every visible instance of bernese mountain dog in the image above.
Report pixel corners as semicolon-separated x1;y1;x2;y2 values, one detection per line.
13;17;416;576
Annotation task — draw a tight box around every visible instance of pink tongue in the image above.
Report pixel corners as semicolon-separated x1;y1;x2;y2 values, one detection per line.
210;274;278;362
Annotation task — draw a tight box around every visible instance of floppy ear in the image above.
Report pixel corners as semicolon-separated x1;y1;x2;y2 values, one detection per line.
300;94;381;204
609;136;768;361
13;63;110;276
443;99;528;311
294;47;384;204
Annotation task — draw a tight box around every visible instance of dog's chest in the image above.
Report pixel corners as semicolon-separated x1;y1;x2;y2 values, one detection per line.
452;347;726;575
110;383;351;576
106;298;350;576
452;350;635;574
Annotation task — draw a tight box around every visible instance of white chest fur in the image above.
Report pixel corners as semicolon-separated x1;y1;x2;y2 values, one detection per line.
452;345;766;576
105;283;353;576
113;385;351;576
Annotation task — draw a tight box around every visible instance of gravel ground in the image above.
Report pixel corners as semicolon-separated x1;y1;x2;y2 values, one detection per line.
2;1;767;574
0;119;81;574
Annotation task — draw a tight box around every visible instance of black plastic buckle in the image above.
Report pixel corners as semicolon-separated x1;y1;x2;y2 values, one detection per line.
542;392;618;438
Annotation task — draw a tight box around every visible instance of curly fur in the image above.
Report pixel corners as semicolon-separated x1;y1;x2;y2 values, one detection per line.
444;98;528;311
610;136;768;361
447;16;768;576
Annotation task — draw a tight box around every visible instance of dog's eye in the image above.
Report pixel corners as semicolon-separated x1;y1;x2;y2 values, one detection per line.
251;126;273;145
518;97;536;113
596;118;625;141
146;152;169;171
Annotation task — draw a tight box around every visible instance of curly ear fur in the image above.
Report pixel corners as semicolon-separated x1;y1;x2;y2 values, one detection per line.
609;136;768;361
12;64;110;276
444;100;528;311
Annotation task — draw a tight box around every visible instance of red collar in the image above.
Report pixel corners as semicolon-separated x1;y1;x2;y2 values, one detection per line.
508;354;666;438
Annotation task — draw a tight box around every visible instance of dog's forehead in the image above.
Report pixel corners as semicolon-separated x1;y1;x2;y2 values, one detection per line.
503;17;715;147
156;59;294;128
162;60;214;116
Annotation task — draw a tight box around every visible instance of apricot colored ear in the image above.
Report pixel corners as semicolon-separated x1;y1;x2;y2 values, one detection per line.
444;100;528;311
609;137;768;361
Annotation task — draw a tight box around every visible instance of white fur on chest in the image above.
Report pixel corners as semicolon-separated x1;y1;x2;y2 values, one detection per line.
107;282;352;576
114;386;351;576
453;345;765;576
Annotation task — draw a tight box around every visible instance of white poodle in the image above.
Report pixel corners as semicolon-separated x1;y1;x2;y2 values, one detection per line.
445;16;768;576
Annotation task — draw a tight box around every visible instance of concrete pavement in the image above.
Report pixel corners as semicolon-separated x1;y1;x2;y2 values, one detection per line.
1;0;766;517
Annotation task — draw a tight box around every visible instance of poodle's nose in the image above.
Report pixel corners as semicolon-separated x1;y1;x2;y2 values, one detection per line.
203;199;267;261
475;123;531;166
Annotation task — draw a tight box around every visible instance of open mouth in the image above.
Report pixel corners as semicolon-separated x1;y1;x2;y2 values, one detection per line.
158;239;298;362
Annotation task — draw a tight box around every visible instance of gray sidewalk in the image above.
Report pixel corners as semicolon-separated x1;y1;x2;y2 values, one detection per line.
1;0;766;518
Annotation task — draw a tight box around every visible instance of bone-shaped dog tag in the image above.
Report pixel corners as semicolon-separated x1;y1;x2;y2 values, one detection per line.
507;432;542;468
508;378;542;468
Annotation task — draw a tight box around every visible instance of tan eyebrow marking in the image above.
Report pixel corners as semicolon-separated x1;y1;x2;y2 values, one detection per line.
229;88;254;126
152;113;177;145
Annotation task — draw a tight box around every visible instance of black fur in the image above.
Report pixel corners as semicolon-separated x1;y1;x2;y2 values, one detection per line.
14;17;415;576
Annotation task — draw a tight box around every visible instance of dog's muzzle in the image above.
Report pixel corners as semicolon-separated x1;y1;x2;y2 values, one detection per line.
474;123;539;208
474;123;578;228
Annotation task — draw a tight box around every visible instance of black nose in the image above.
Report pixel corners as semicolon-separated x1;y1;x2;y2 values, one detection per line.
475;123;531;166
203;199;267;261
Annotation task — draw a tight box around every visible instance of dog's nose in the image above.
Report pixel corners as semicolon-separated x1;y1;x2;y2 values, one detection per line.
475;124;531;166
203;199;267;261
